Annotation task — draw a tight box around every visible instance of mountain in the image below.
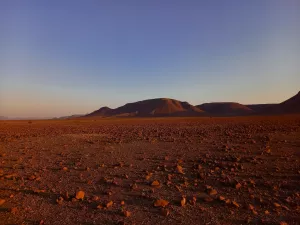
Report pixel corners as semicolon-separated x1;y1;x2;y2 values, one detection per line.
279;91;300;112
85;91;300;118
246;104;275;112
260;91;300;114
196;102;253;116
88;107;112;117
87;98;205;117
0;116;8;120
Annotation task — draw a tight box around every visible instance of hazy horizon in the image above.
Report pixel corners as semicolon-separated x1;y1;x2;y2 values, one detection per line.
1;0;300;117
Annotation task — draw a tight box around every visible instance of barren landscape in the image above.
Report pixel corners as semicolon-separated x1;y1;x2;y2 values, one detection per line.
1;116;300;225
1;1;299;224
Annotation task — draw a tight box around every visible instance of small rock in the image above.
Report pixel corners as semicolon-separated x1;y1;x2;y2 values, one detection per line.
10;207;17;214
190;196;197;205
209;189;218;196
0;199;5;206
106;201;113;208
232;201;240;208
56;197;64;204
180;197;186;207
204;197;214;202
151;180;160;187
123;210;131;217
154;199;169;207
274;202;281;208
176;165;184;174
219;196;225;201
97;204;103;209
161;208;170;216
75;191;85;200
91;196;99;201
248;204;254;210
280;222;288;225
235;183;242;189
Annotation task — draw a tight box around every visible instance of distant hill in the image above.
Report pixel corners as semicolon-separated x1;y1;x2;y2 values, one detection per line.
83;91;300;118
260;91;300;114
86;98;205;117
196;102;253;116
88;107;112;117
246;104;275;112
0;116;8;120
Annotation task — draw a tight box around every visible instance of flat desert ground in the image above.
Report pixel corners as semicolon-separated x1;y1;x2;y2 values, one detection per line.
0;116;300;225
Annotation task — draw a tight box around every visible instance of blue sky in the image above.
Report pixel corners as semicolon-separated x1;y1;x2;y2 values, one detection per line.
0;0;299;117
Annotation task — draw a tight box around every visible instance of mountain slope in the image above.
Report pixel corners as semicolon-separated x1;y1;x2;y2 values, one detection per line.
246;104;275;113
196;102;253;116
261;91;300;114
87;98;204;117
88;107;112;117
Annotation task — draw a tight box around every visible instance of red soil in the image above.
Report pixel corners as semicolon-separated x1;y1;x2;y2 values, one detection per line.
0;116;299;225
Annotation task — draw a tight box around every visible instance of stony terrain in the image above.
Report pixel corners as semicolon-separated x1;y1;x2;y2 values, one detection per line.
0;116;300;225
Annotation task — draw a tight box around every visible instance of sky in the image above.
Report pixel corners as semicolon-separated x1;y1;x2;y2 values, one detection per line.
0;0;299;117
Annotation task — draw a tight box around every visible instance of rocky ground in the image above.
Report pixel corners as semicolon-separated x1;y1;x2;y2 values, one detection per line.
0;116;300;225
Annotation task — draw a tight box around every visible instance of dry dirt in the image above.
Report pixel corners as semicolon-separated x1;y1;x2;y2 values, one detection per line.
0;116;300;225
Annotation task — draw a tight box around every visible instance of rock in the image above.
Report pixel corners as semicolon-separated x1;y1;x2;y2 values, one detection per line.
75;191;85;200
161;208;170;216
154;199;169;208
34;189;46;194
56;197;64;204
176;165;184;174
209;189;218;196
280;222;288;225
198;192;212;202
131;183;138;190
28;175;36;180
106;201;113;208
123;210;131;217
265;148;271;154
225;199;231;204
232;201;240;208
274;202;281;208
235;183;242;189
91;195;99;201
204;197;214;202
0;199;5;206
282;205;290;211
10;207;17;214
248;204;254;210
219;196;225;201
190;196;197;205
180;197;186;207
151;180;160;187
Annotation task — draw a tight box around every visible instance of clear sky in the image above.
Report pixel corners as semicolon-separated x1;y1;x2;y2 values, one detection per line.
0;0;299;117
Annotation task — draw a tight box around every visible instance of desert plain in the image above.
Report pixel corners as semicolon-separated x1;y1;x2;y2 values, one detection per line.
0;116;300;225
